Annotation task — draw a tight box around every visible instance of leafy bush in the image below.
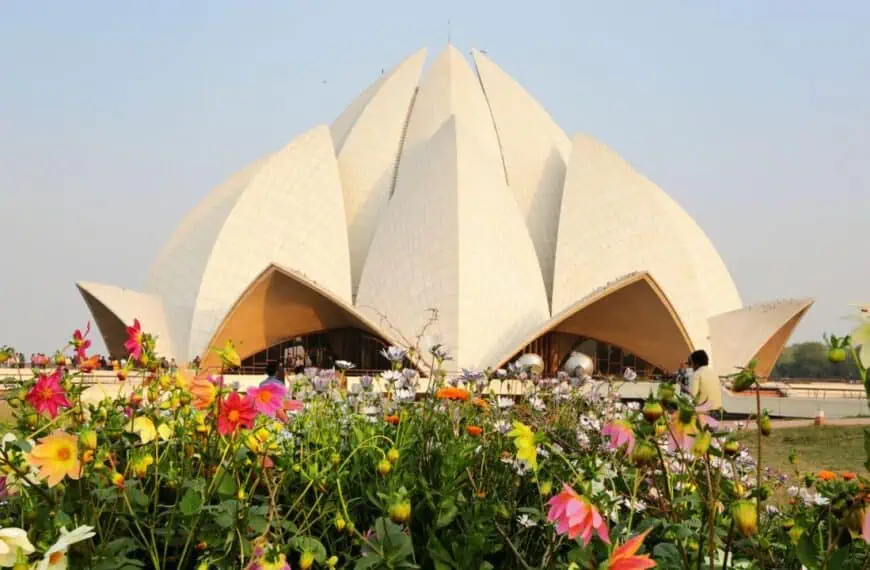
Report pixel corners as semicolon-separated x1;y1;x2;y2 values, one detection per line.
1;320;870;569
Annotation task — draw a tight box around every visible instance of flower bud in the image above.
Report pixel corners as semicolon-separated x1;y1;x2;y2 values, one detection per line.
723;439;740;456
732;500;758;537
330;453;341;466
844;508;865;533
110;471;125;488
327;556;338;568
377;459;392;476
389;501;412;524
691;431;712;458
539;480;553;496
79;430;98;450
631;439;658;466
387;448;400;464
789;526;804;545
334;516;346;532
654;421;667;437
657;383;675;402
299;551;315;570
642;400;664;423
781;518;795;530
759;413;772;436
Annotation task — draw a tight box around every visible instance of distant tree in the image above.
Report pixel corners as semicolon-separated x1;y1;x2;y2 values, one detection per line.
770;341;860;379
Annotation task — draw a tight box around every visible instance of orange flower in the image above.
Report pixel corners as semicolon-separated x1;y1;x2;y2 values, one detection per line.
27;431;82;487
78;355;100;373
384;414;400;425
843;472;857;481
436;387;469;401
606;528;656;570
190;375;219;410
817;470;837;481
466;425;483;437
472;397;489;410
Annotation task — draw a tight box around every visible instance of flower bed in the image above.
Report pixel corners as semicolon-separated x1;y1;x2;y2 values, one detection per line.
1;322;870;569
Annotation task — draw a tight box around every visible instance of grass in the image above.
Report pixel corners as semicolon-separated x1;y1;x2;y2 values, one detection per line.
738;424;867;476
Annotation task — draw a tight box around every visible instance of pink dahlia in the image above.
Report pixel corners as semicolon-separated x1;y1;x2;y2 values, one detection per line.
217;392;257;436
25;368;71;418
71;323;91;362
547;484;610;545
247;383;287;417
602;419;635;453
124;319;144;360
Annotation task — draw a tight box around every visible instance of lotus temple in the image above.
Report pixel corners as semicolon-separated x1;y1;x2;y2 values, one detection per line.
76;45;814;380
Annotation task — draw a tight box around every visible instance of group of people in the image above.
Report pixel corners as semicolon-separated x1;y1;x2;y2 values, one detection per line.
1;352;184;373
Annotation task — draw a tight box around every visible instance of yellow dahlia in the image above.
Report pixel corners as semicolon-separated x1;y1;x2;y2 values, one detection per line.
27;431;81;487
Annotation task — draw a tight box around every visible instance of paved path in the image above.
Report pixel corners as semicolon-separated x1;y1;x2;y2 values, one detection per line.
727;417;870;431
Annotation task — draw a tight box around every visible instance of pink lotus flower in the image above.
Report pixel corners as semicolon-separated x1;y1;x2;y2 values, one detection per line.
247;383;287;417
25;368;71;418
602;419;635;453
547;484;610;545
125;319;144;360
606;529;656;569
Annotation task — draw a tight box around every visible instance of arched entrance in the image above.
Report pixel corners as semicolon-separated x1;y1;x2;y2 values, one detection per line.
509;331;666;378
237;326;395;375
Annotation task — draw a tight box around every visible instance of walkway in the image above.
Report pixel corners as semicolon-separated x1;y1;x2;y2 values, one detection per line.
727;417;870;430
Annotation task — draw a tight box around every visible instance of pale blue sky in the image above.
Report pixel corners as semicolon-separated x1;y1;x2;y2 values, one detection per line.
1;1;868;355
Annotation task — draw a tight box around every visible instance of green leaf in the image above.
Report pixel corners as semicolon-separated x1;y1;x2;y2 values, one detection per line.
827;545;850;570
55;510;74;527
248;514;268;534
354;555;384;570
434;497;458;529
216;475;237;497
427;535;454;568
796;532;820;570
288;537;327;562
863;428;870;472
127;486;149;508
179;487;202;516
653;543;681;565
214;513;234;528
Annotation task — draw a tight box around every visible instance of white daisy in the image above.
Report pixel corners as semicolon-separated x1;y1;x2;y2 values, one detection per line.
38;526;95;570
516;514;537;528
0;527;35;567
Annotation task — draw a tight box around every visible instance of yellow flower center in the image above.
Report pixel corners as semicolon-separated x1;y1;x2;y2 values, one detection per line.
49;551;65;564
228;410;240;422
56;447;71;461
257;391;272;404
41;387;55;400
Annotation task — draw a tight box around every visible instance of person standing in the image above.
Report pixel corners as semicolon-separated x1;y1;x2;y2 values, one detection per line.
688;350;722;411
285;338;307;374
260;361;284;388
676;361;691;392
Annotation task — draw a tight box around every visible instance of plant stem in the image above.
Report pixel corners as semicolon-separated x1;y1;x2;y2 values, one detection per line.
721;519;734;570
755;383;763;521
495;523;533;570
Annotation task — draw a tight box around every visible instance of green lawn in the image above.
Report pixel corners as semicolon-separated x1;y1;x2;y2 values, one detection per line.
738;425;867;476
